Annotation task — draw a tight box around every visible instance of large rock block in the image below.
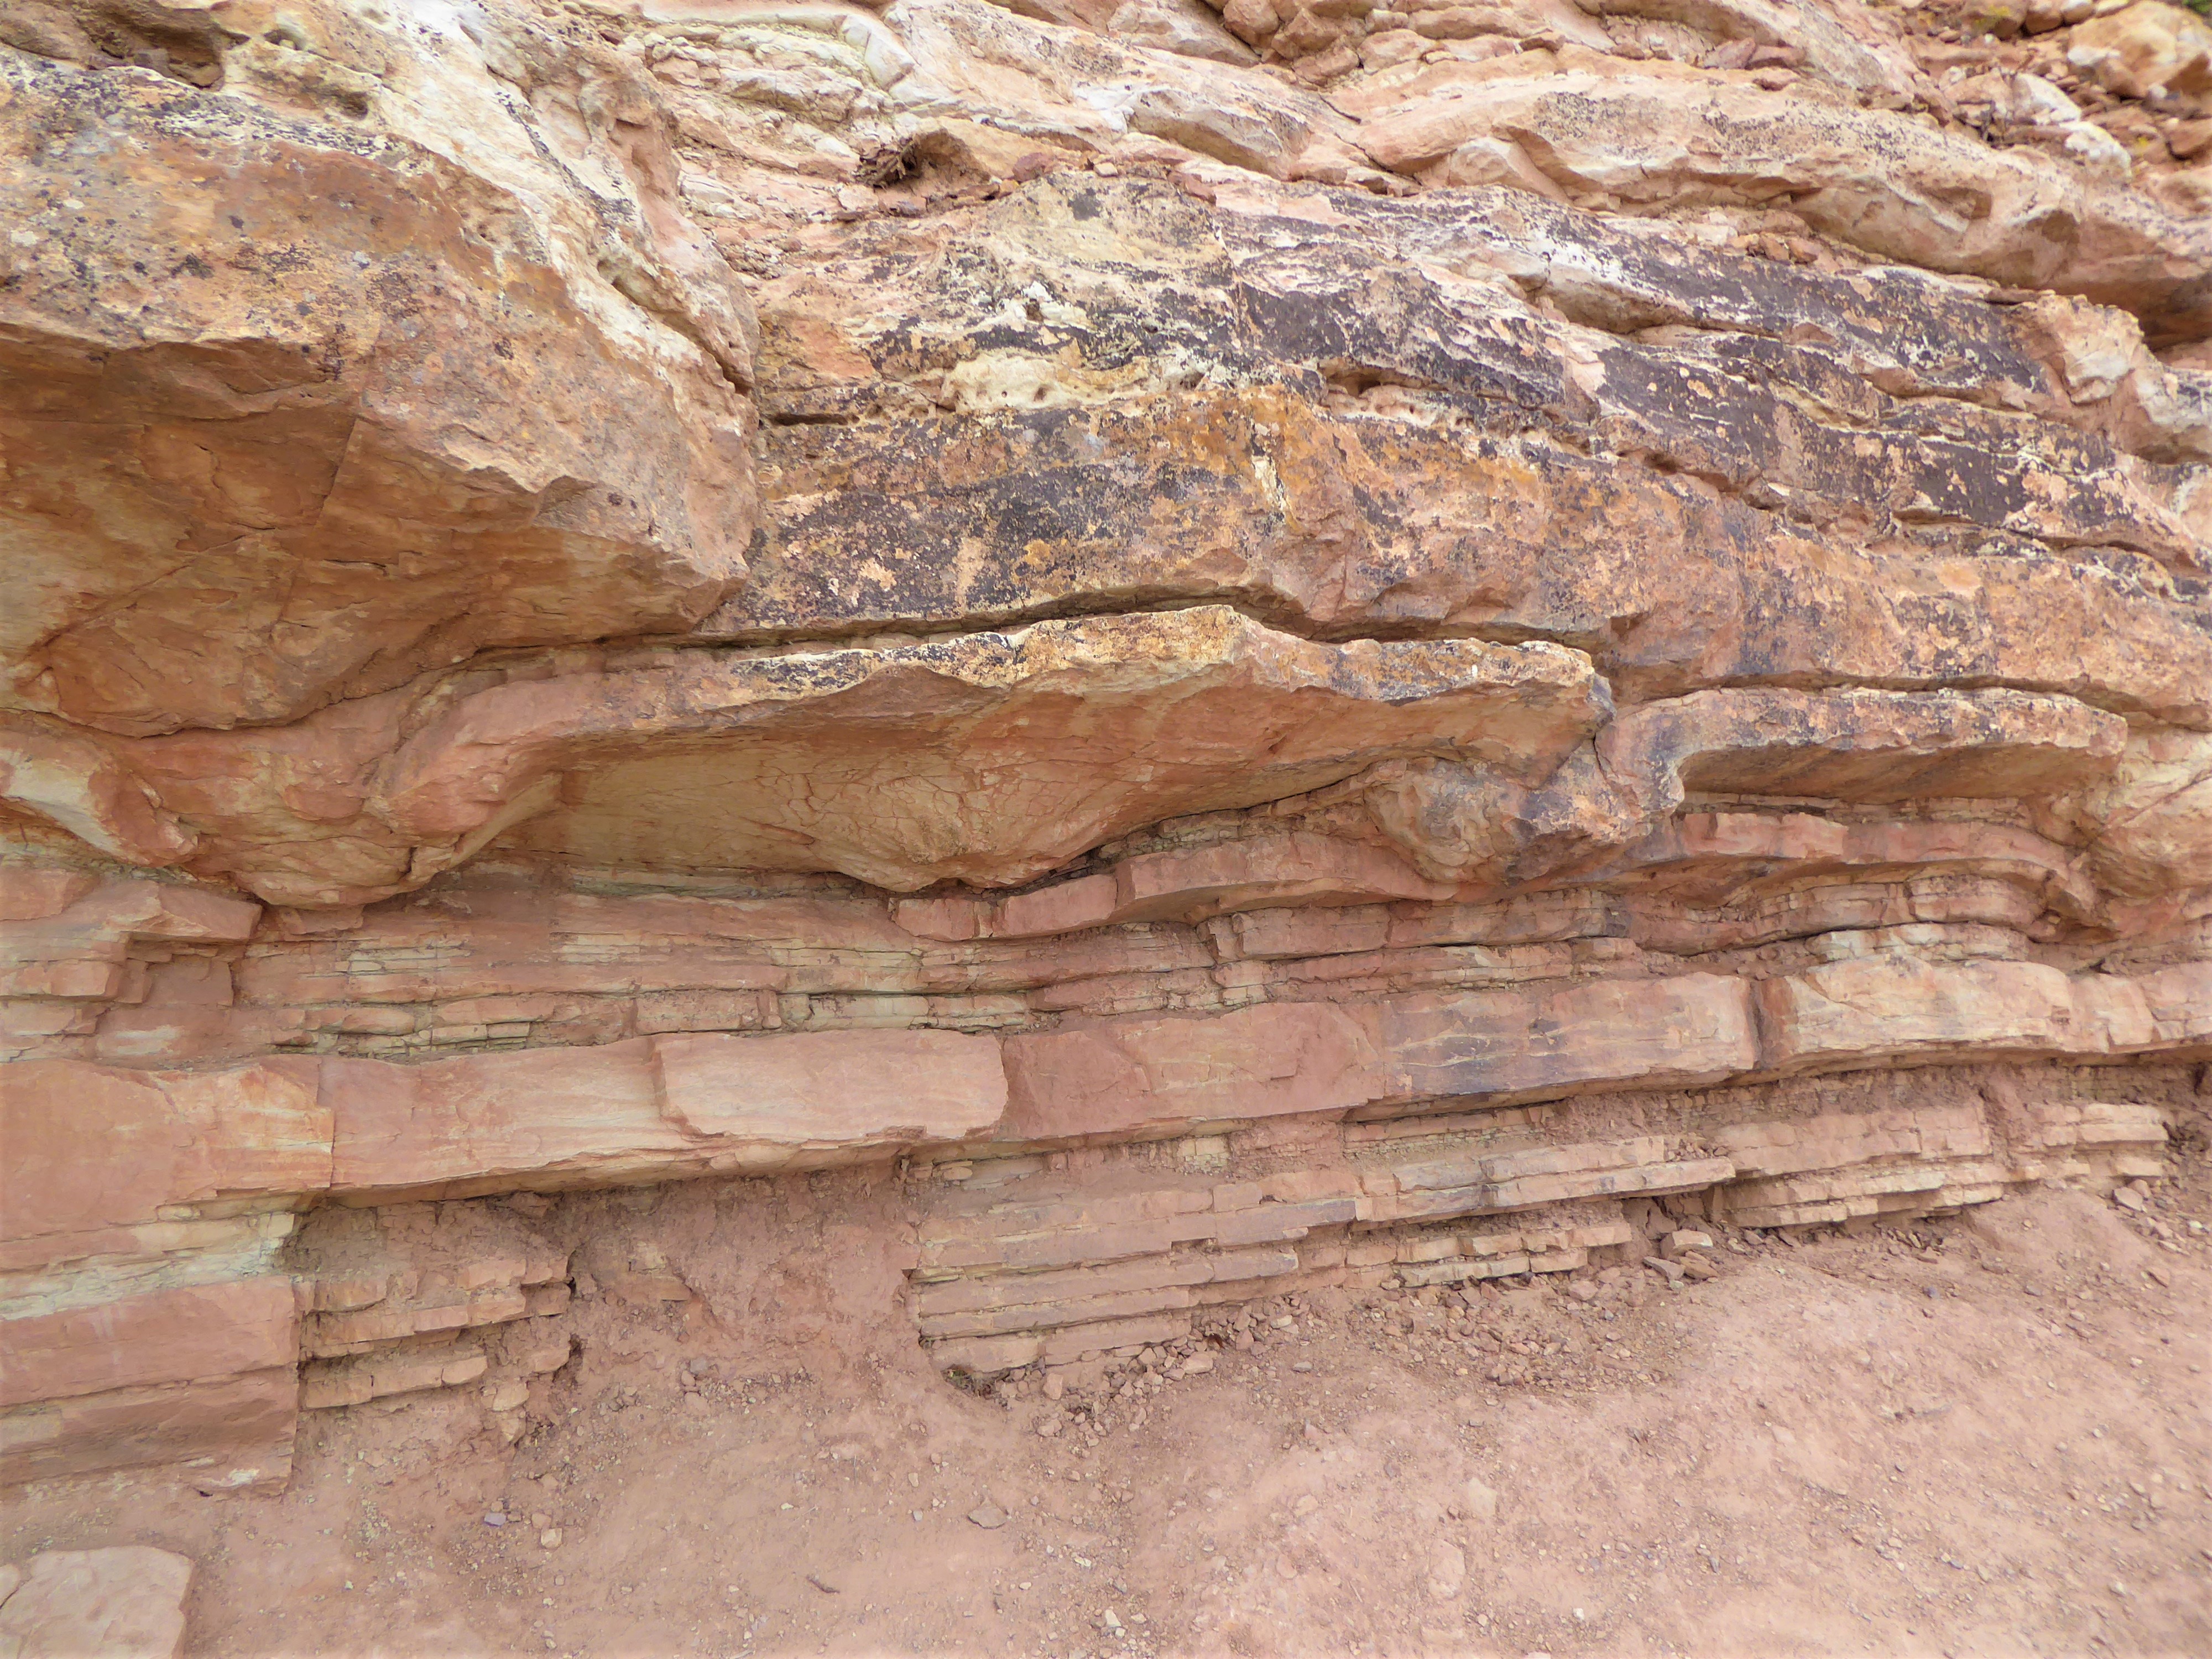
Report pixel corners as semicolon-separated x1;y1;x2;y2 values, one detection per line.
94;608;1606;903
1005;1001;1385;1138
655;1028;1010;1164
0;2;755;739
0;1279;297;1408
1753;958;2176;1073
1378;974;1761;1103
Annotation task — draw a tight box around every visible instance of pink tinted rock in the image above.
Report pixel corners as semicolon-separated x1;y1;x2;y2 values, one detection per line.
0;1060;330;1270
1379;975;1761;1104
0;1369;298;1493
0;1279;297;1408
1004;1001;1386;1139
0;1547;193;1659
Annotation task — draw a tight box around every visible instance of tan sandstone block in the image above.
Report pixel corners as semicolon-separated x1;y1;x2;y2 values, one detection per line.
1755;959;2186;1072
0;1547;192;1659
326;1040;682;1198
1107;833;1455;925
2140;963;2212;1046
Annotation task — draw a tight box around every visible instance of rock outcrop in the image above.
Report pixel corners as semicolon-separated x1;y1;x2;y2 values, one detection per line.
2;0;2206;1489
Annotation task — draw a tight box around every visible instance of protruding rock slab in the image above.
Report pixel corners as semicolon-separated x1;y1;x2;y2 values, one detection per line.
1005;1001;1386;1140
0;1369;298;1493
0;1547;192;1659
1604;690;2127;807
1754;958;2187;1073
1359;70;2212;341
389;610;1604;899
328;1029;1011;1199
1378;975;1761;1105
1369;688;2128;888
0;1280;298;1410
79;608;1605;905
462;613;1599;891
0;1060;328;1271
326;1041;682;1200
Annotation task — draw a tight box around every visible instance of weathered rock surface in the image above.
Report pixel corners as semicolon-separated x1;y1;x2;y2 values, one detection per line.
1;2;756;738
1;0;2205;1488
0;1547;192;1659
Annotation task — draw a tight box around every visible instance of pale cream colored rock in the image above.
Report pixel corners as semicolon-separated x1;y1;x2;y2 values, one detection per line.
1359;68;2212;338
2010;294;2212;465
1753;957;2159;1074
0;724;197;869
1108;0;1260;62
2073;729;2212;899
1574;0;1926;93
882;0;1370;178
1426;1538;1467;1599
2068;2;2212;98
655;1028;1009;1161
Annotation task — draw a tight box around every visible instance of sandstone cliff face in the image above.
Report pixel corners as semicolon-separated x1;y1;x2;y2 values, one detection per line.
1;0;2206;1490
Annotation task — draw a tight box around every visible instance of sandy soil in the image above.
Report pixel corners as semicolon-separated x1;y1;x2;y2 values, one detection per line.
9;1136;2210;1659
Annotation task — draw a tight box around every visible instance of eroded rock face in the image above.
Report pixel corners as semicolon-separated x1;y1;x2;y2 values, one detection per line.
1;0;2205;1488
1;0;757;739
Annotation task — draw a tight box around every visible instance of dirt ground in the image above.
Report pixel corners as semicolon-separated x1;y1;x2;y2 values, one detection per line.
9;1141;2210;1659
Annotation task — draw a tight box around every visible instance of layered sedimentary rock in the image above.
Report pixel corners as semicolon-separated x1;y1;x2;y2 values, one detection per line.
2;0;2206;1488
